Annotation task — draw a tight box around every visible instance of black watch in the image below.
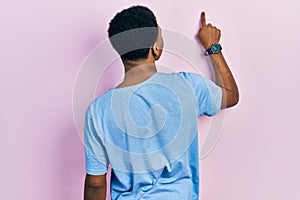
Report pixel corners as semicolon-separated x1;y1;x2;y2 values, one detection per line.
204;43;222;56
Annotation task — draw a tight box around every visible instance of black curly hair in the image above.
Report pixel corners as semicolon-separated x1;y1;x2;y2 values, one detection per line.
108;6;158;61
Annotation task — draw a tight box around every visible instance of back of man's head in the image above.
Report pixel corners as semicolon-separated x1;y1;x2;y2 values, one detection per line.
108;6;158;62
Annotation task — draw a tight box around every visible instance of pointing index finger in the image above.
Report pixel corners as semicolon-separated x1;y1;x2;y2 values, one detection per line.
201;11;206;26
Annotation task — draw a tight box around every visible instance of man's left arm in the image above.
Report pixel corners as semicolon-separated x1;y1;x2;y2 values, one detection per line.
83;108;109;200
84;173;107;200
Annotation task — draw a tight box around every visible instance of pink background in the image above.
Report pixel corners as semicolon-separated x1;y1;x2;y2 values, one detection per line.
1;0;300;199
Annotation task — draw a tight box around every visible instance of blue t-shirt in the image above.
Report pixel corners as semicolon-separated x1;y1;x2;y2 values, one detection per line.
84;72;222;200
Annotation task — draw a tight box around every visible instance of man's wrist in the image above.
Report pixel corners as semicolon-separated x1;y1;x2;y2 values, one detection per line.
209;51;223;59
204;43;222;56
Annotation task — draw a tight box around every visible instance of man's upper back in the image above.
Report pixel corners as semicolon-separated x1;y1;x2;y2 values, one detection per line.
84;72;222;199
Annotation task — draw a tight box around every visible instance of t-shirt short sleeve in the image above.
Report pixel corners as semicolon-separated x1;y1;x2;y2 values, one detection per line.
84;107;109;175
179;72;222;117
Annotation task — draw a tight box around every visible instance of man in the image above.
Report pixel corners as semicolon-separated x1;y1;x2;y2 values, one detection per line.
84;5;238;200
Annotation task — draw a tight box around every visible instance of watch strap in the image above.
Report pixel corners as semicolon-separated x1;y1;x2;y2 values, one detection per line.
206;47;213;55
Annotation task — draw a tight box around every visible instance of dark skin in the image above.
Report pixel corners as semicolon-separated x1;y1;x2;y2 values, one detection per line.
84;174;107;200
84;11;239;200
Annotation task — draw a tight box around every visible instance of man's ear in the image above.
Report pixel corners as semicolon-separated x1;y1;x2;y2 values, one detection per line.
151;42;162;60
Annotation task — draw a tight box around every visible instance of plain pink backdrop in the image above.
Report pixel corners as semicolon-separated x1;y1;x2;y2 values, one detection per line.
1;0;300;199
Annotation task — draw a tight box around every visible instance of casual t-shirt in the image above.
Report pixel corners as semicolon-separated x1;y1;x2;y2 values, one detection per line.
84;71;222;200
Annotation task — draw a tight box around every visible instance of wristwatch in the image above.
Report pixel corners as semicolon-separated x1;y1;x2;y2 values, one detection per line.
204;43;222;56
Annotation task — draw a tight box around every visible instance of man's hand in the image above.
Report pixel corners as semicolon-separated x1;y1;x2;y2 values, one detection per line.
197;12;221;49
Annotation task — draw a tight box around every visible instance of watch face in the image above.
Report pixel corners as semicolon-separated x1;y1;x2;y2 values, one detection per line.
211;44;221;54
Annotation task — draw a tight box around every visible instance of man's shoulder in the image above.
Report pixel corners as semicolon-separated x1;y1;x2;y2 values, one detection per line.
167;71;207;90
177;71;204;79
158;71;204;81
85;90;113;116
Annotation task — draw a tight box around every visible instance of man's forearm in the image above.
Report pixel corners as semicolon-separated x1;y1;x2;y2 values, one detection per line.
84;184;106;200
210;52;239;108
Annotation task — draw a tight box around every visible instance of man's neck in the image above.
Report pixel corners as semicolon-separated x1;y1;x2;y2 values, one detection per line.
116;61;157;88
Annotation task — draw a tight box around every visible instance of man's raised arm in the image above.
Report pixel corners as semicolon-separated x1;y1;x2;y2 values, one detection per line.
197;12;239;109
